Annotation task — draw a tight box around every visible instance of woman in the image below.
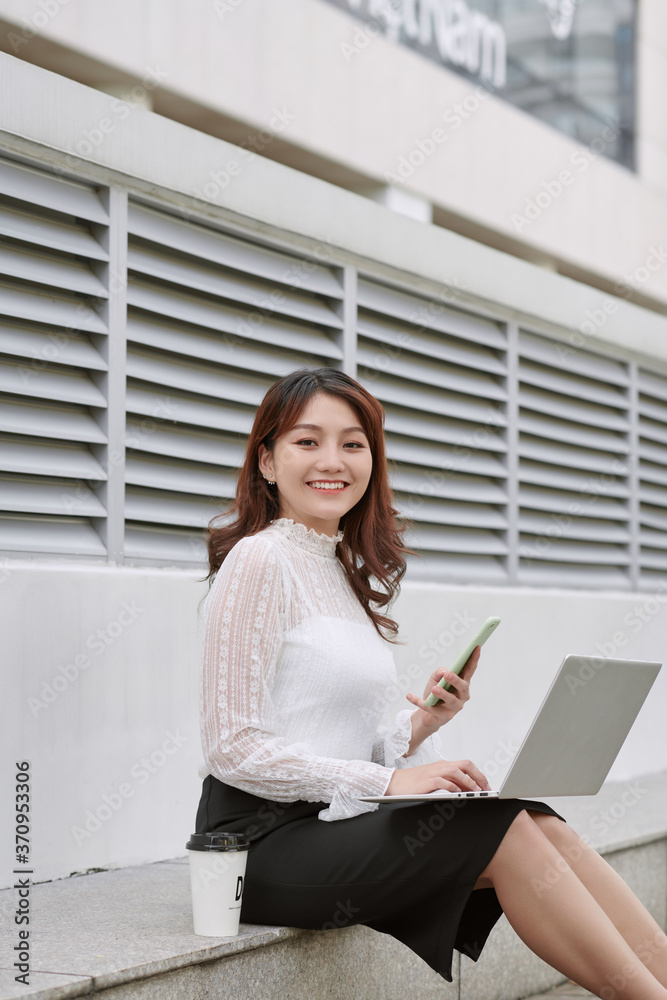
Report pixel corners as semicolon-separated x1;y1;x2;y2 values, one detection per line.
195;367;667;999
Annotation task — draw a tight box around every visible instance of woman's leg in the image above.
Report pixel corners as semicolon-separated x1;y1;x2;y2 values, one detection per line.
527;811;667;987
476;810;667;1000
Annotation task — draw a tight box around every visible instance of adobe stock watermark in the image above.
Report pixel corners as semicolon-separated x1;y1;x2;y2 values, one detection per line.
402;738;520;857
339;0;402;62
556;244;667;361
70;730;191;845
599;931;667;1000
385;85;491;184
361;276;467;380
361;609;477;724
518;459;629;564
511;119;622;233
565;579;667;696
321;899;362;931
212;0;245;17
58;395;182;516
230;236;336;343
27;600;145;716
58;66;169;171
183;108;297;216
7;0;72;53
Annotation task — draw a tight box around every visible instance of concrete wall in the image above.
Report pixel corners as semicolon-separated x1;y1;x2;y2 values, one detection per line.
4;561;667;887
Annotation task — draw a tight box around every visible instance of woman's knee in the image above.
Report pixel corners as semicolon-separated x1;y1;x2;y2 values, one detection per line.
528;811;589;860
477;809;544;882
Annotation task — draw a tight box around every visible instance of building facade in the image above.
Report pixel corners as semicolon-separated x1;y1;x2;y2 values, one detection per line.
1;0;666;881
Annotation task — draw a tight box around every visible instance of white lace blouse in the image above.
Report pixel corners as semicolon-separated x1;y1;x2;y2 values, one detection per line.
198;517;444;821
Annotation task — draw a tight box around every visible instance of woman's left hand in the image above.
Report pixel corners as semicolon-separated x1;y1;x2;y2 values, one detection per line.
406;645;481;732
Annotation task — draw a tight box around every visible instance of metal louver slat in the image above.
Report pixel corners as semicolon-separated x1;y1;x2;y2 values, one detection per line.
126;346;278;400
0;281;107;333
0;245;107;297
0;322;108;370
395;494;507;529
384;407;506;451
638;368;667;403
126;384;254;435
519;561;631;588
0;160;111;556
128;202;343;297
0;398;106;442
519;485;628;520
124;202;338;559
0;160;109;223
404;523;508;555
357;276;505;348
124;525;208;564
0;515;107;556
127;310;339;367
519;360;628;410
519;511;630;543
518;537;629;565
0;357;107;406
125;488;222;528
0;438;107;478
126;420;245;467
519;461;628;497
391;467;507;504
519;330;629;386
638;368;667;580
125;453;236;497
128;242;343;329
639;419;667;447
518;412;628;452
361;373;505;425
640;506;667;532
640;552;667;572
357;312;506;375
388;436;506;479
519;437;629;475
357;342;506;400
0;204;108;259
405;551;508;583
519;383;629;433
518;328;632;583
639;529;667;551
639;462;667;487
0;475;106;516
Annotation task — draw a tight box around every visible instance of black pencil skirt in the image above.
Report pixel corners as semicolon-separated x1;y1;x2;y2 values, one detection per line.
195;775;567;982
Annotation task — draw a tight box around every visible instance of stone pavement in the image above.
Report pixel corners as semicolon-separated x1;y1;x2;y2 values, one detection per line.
527;982;595;998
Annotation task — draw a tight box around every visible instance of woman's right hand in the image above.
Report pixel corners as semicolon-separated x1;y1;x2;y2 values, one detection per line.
385;759;491;795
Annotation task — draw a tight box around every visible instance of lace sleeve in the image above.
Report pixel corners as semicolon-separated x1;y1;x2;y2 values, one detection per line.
372;709;445;769
199;534;393;821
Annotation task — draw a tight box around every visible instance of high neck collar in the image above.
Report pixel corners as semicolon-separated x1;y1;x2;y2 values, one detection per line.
269;517;343;559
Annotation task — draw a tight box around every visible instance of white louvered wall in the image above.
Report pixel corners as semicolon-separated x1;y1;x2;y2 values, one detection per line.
124;202;345;564
356;276;509;584
637;369;667;585
517;331;632;588
0;159;109;558
1;154;665;590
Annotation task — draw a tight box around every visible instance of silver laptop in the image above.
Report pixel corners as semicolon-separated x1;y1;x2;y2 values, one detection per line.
361;654;662;802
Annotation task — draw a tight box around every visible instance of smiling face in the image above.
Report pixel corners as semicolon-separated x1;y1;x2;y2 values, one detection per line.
257;391;373;537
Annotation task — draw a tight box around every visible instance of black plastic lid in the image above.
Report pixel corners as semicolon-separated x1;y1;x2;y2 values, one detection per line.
185;832;250;852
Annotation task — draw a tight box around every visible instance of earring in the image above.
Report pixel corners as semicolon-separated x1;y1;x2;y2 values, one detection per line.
263;475;276;486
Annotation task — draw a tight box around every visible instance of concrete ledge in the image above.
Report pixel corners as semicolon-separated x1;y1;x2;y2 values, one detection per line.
1;772;665;1000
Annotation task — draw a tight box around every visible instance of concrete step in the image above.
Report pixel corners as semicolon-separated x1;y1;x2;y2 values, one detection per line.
2;771;666;1000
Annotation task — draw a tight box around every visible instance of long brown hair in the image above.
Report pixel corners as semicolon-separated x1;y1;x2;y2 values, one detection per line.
203;367;414;642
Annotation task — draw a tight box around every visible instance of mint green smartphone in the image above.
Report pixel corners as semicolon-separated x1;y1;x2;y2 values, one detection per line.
423;616;501;707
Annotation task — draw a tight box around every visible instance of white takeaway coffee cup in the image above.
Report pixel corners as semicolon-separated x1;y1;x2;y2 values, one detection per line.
185;832;250;937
